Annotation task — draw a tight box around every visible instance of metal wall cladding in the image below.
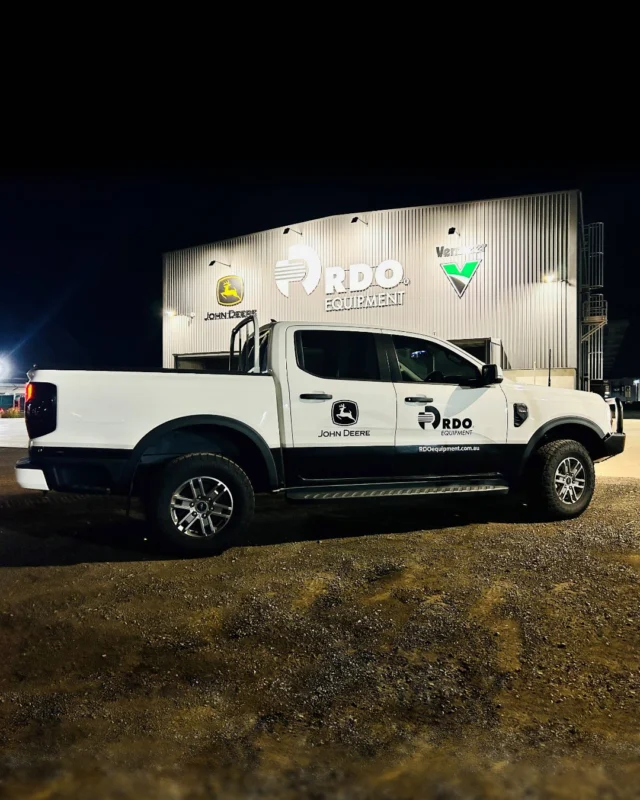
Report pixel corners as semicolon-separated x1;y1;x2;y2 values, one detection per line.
163;191;579;370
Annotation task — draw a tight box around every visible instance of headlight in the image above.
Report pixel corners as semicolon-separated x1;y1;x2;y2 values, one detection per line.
606;398;623;433
610;402;617;432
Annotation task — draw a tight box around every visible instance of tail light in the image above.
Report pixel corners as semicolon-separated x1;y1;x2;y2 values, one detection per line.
25;382;57;439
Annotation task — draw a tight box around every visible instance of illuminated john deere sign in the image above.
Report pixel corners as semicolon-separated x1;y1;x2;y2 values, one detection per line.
436;242;487;298
216;275;244;306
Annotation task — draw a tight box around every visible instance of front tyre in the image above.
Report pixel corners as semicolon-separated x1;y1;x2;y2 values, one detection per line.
149;453;255;554
530;439;595;519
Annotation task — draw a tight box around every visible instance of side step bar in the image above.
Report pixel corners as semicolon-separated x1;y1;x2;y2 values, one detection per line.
287;480;508;501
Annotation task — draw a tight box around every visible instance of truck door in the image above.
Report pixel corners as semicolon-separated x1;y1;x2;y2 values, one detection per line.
386;333;509;478
285;327;397;482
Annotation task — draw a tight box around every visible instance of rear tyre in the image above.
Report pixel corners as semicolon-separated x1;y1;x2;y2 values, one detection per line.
149;453;255;554
529;439;595;520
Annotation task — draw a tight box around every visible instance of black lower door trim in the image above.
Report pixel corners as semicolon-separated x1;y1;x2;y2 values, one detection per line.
283;443;526;484
282;445;397;483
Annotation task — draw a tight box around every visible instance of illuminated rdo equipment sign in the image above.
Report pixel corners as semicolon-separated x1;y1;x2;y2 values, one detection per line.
276;221;409;311
324;259;406;311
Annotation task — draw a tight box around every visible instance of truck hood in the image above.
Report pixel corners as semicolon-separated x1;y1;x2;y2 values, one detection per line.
502;380;611;436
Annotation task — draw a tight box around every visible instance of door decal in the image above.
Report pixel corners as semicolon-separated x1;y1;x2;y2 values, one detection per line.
418;406;441;430
332;401;359;426
418;405;473;435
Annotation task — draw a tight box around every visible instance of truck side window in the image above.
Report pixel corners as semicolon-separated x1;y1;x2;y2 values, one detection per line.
296;330;380;381
393;335;480;385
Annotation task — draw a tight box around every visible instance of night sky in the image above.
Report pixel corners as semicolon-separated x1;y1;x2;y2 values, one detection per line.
0;167;637;378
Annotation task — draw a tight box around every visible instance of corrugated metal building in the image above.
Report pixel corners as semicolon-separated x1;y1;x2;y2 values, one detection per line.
163;190;606;390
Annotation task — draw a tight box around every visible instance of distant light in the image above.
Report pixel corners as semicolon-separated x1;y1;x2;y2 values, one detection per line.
634;379;640;386
165;310;176;317
0;358;11;379
543;274;557;283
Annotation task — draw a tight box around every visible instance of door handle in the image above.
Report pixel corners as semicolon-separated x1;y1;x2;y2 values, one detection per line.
300;392;333;401
405;395;433;403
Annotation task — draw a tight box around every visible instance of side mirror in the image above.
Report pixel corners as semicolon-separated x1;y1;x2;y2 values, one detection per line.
481;364;503;385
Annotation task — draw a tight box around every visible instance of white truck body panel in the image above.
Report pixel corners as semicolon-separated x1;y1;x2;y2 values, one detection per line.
501;381;611;443
29;370;280;450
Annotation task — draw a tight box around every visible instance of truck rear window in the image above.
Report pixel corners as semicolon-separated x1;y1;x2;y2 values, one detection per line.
295;330;380;381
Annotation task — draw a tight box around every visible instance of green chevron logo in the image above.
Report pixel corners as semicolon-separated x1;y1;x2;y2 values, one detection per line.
441;260;482;298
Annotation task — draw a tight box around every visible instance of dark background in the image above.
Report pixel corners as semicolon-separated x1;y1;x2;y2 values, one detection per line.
0;167;637;377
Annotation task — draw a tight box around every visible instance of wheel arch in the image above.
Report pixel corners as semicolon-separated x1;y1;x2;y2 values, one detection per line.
125;415;281;494
519;416;608;476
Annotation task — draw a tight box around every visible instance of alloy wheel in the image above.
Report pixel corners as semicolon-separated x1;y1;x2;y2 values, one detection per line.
554;457;586;505
170;476;234;537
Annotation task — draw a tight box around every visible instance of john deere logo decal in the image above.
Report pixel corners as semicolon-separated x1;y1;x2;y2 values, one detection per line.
332;400;358;426
436;241;487;298
216;275;244;306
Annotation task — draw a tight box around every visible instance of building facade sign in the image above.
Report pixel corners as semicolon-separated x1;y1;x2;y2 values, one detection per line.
163;192;580;374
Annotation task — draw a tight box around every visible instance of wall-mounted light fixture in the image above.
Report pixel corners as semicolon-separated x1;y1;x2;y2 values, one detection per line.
209;259;230;267
351;216;368;226
164;310;195;319
283;227;302;236
543;274;568;284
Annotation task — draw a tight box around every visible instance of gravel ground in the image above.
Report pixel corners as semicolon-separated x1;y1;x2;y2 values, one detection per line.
1;450;640;798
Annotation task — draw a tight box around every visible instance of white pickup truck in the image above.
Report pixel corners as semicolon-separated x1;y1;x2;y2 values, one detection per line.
16;316;625;553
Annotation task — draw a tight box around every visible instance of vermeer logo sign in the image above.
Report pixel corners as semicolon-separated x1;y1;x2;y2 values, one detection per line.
217;275;244;306
436;242;486;298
